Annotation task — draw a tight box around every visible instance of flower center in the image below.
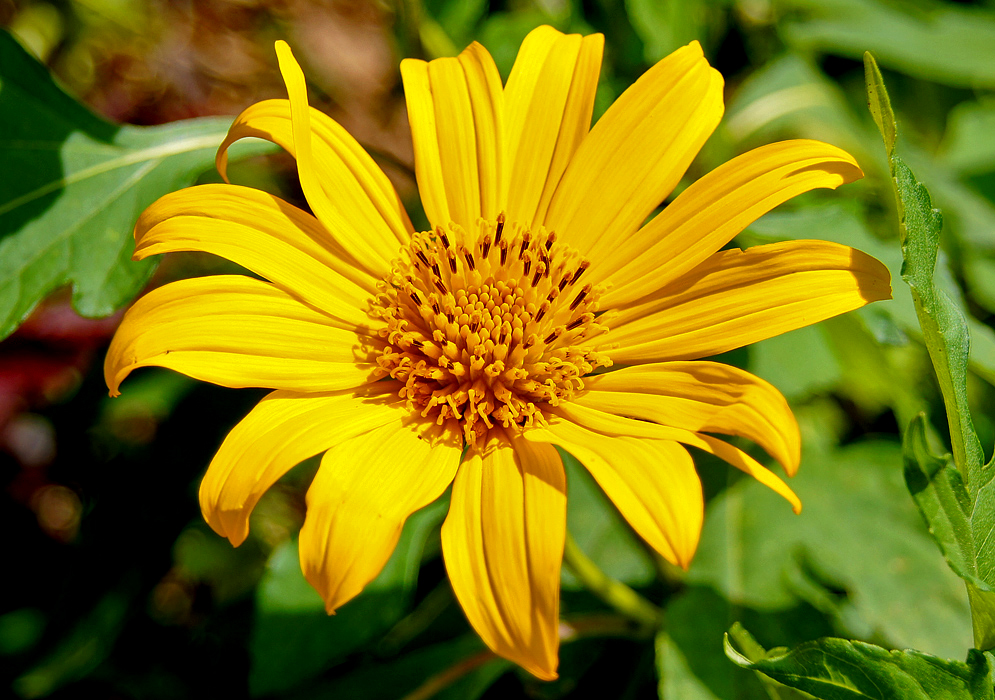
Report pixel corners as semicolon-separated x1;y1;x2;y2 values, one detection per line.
372;215;611;446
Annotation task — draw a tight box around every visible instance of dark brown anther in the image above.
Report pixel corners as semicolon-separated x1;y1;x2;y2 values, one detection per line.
431;262;442;278
431;300;441;314
531;267;543;288
463;250;476;271
547;288;560;302
434;279;449;295
481;235;492;259
544;328;563;344
469;317;480;333
545;231;556;251
523;335;536;349
522;257;531;278
495;214;505;245
558;275;570;291
570;284;591;311
411;338;425;349
570;261;590;286
415;249;430;266
437;226;451;248
566;316;585;331
448;252;458;274
534;301;550;323
519;232;531;259
409;291;423;306
499;241;509;266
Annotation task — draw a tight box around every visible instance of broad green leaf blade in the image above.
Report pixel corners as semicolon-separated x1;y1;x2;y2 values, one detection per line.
903;413;989;590
863;52;895;158
249;497;447;696
688;441;972;659
968;586;995;652
0;29;269;340
724;633;995;700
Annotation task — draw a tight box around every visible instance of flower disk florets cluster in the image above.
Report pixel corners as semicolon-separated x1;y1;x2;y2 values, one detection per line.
372;216;611;445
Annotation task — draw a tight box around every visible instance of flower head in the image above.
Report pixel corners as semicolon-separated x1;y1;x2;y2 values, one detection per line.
105;27;890;680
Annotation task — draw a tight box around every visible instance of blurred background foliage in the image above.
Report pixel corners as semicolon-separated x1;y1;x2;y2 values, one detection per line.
2;0;995;697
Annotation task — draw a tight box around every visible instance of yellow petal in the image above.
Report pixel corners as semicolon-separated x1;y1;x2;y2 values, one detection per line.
594;240;892;364
199;385;403;546
503;26;603;227
442;434;565;681
216;99;413;250
551;404;802;513
134;183;376;322
525;420;702;569
104;275;381;396
401;41;504;228
598;140;864;305
578;361;800;476
299;420;461;612
544;41;723;255
275;41;399;277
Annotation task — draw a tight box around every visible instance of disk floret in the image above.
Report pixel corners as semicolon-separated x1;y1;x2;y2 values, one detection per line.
372;215;611;445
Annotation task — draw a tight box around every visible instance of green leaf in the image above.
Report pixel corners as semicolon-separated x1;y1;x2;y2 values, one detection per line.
249;497;448;696
656;587;824;700
725;633;995;700
904;413;990;591
0;29;270;340
688;441;972;659
940;98;995;176
863;52;895;158
778;0;995;89
968;586;995;652
625;0;709;64
888;135;985;488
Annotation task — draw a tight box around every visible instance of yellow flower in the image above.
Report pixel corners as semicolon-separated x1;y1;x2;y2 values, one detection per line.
104;27;890;680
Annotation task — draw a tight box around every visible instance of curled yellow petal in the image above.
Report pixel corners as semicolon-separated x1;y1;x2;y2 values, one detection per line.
551;404;802;514
578;361;800;476
275;40;397;277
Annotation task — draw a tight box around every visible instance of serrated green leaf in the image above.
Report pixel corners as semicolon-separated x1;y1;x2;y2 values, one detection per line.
863;52;895;157
904;413;989;592
891;152;985;490
0;29;270;341
725;633;995;700
249;497;448;696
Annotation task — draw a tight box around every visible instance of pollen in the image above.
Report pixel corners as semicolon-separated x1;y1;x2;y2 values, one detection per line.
372;214;612;445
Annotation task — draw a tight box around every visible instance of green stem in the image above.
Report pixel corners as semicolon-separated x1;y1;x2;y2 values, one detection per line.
562;532;663;633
